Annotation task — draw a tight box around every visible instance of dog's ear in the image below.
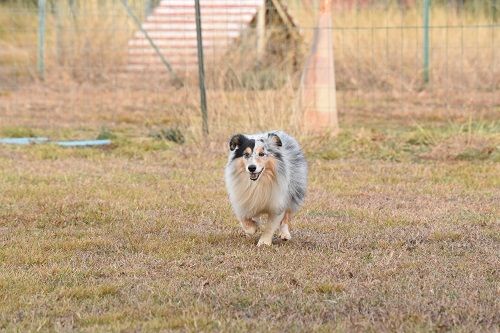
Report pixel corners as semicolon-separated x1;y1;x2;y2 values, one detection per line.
229;134;242;151
268;133;282;147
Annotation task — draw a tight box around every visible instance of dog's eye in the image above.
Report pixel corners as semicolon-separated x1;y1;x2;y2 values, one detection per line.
243;152;250;158
258;152;265;157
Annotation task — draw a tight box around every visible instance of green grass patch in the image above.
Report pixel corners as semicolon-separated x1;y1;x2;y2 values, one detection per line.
0;126;36;138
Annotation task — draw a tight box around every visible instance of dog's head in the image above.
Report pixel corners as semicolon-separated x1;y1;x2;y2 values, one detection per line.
228;133;282;181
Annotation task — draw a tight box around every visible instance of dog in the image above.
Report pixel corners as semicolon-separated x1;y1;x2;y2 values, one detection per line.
224;131;307;246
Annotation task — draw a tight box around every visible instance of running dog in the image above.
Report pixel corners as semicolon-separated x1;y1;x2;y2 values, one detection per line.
224;131;307;246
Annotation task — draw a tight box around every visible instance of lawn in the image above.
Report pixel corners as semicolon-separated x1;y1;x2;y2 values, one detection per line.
0;81;498;332
0;0;498;330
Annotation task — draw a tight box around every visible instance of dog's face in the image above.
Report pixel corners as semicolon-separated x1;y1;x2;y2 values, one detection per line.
229;133;282;181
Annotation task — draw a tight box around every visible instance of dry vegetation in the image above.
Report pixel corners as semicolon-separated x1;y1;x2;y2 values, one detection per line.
330;3;500;92
0;81;498;332
0;0;499;332
0;118;499;333
1;1;499;91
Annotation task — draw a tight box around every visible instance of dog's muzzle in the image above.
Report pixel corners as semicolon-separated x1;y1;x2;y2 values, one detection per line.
249;170;262;181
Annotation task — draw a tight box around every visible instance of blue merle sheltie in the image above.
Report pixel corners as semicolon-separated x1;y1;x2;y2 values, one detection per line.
224;131;307;246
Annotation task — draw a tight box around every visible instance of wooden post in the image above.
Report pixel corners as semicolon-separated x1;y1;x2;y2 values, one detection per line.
256;1;266;60
299;0;338;134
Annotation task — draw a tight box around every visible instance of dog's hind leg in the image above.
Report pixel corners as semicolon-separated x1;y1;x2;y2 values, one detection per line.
278;210;291;241
257;211;285;246
241;218;258;236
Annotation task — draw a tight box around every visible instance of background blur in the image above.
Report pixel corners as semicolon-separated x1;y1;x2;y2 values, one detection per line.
0;0;498;138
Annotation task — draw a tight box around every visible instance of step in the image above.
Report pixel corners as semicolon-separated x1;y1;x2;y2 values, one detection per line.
153;7;258;15
133;30;240;39
141;22;247;31
128;56;199;65
128;38;231;47
127;0;264;74
128;48;199;55
126;64;198;72
146;14;255;23
128;49;223;57
159;0;263;5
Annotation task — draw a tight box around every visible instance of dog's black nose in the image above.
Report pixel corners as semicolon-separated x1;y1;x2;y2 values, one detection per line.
248;165;256;172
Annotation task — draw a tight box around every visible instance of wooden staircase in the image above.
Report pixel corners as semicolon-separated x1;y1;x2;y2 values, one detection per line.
127;0;264;75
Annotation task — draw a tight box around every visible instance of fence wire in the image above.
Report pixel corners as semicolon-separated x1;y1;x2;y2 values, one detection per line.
0;0;498;135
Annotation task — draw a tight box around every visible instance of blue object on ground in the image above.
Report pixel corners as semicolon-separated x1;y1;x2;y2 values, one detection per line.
0;137;49;145
0;138;111;147
55;140;112;147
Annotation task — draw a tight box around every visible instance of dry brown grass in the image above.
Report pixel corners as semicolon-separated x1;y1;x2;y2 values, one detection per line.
330;4;500;91
0;120;498;331
0;77;498;141
0;1;499;331
0;78;499;332
0;1;143;83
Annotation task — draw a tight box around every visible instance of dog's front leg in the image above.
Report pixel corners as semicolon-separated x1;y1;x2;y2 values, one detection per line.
257;211;285;246
278;210;291;240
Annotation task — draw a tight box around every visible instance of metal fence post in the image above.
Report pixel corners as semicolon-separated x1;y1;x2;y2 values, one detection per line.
195;0;209;136
423;0;430;84
37;0;46;80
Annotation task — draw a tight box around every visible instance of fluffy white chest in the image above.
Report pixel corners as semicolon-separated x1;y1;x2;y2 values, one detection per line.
228;172;285;218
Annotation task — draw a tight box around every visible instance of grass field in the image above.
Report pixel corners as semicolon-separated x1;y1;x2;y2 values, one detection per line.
0;1;499;331
0;80;499;331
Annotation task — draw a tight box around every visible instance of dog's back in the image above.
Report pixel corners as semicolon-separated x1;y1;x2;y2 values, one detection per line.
271;131;307;213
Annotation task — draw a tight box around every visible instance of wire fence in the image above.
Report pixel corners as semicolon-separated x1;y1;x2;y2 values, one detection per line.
0;0;498;136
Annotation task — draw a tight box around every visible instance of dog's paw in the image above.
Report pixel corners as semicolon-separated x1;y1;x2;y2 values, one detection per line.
257;237;272;247
242;219;258;236
278;231;291;241
244;224;258;236
278;224;291;240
